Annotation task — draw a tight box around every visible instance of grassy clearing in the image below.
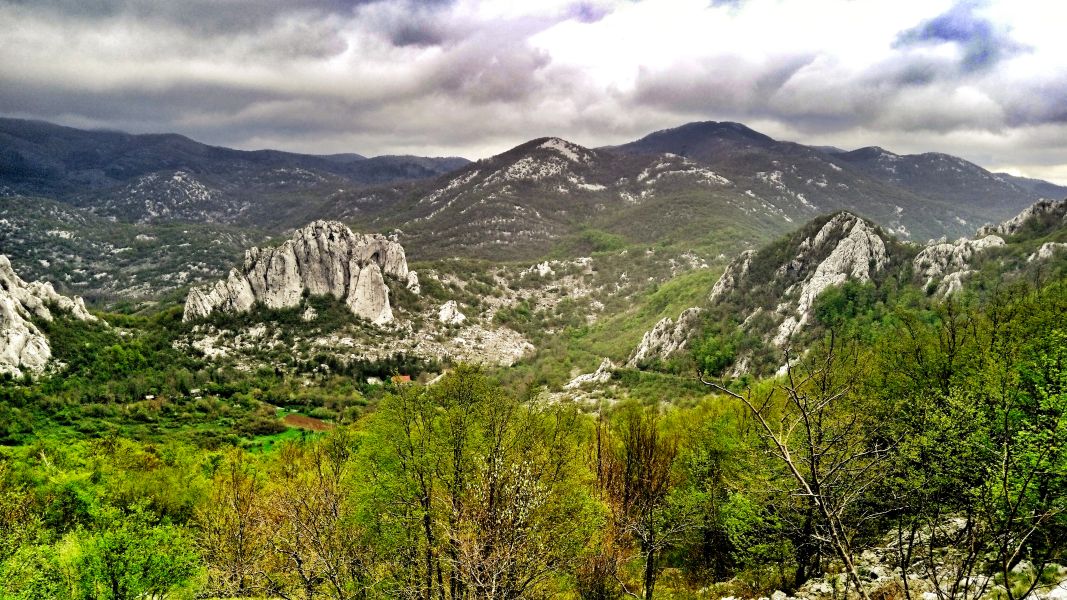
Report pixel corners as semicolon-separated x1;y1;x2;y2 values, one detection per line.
246;426;316;454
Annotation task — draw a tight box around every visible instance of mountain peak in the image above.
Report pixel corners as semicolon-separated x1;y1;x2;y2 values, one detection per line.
841;146;899;161
608;120;778;161
536;137;593;163
635;120;775;145
496;136;594;164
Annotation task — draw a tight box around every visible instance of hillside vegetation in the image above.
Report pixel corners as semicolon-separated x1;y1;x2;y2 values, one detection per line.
3;200;1066;599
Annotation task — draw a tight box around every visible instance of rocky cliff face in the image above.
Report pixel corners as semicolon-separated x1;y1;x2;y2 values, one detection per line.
915;198;1067;295
1;254;96;377
184;221;413;325
913;235;1004;295
764;212;889;347
978;198;1067;236
709;250;754;302
627;199;1067;378
627;307;702;367
627;212;891;371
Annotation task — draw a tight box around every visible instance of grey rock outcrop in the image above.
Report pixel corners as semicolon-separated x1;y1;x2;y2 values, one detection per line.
772;212;888;346
709;250;754;302
564;358;615;389
913;234;1004;295
1030;242;1067;262
978;198;1067;236
627;307;701;368
184;221;409;325
1;254;96;378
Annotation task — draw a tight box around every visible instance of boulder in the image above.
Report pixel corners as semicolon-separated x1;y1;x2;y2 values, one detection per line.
406;271;421;295
1030;242;1067;262
438;300;466;325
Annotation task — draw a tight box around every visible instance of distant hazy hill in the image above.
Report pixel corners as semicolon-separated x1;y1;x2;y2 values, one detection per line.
0;117;469;226
329;135;787;260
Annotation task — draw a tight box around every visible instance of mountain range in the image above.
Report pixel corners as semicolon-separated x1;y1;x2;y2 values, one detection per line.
2;117;1066;296
0;117;469;225
308;121;1067;259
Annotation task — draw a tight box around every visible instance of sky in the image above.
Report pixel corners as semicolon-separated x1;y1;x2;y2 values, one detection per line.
2;0;1066;184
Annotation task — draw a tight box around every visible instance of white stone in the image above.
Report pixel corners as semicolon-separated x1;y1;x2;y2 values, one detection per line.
979;199;1067;236
774;213;888;346
1030;242;1067;262
710;250;755;302
348;263;393;325
438;300;466;325
913;234;1004;294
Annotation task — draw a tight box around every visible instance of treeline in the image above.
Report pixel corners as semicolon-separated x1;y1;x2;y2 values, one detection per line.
1;280;1066;599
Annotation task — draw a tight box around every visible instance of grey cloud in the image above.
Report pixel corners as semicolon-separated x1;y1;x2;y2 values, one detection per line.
1000;79;1067;127
1;0;367;35
631;53;816;116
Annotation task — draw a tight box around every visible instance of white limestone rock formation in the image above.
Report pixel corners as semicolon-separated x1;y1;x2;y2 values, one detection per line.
184;221;408;325
772;212;889;347
406;271;421;295
709;250;754;302
564;358;615;389
1030;242;1067;262
913;235;1004;295
438;300;466;325
627;307;701;368
1;255;97;378
979;198;1067;237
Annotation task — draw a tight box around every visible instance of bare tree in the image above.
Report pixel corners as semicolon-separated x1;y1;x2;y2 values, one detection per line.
702;333;892;600
602;406;694;600
263;431;373;600
195;450;269;598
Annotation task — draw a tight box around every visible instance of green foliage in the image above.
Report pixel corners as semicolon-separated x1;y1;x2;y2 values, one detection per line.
74;505;200;600
1;244;1066;598
577;228;628;254
692;333;737;377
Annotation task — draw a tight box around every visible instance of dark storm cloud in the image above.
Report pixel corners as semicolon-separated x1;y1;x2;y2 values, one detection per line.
1;0;361;35
895;1;1025;72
